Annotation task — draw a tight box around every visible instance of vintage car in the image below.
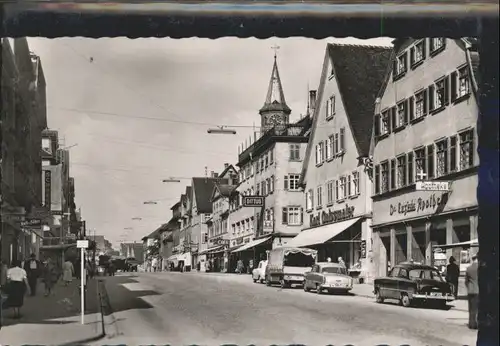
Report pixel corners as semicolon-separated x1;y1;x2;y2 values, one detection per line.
373;262;454;308
303;262;353;294
252;260;268;283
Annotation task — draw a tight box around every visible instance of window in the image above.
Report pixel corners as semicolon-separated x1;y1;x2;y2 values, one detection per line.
266;178;271;195
256;184;260;196
430;38;445;53
411;40;425;65
284;174;301;191
42;138;51;152
397;155;407;188
339;176;347;200
415;148;427;181
334;133;339;154
449;136;457;172
381;110;390;135
306;189;314;211
459;130;474;169
374;114;381;136
395;52;407;76
390;159;396;190
316;186;323;207
261;181;267;196
326;135;334;160
334;180;339;201
315;142;324;165
339;128;346;152
381;161;389;193
452;66;470;100
269;148;274;164
265;153;269;168
326;181;334;205
352;171;360;196
397;100;408;127
290;144;300;161
436;139;449;177
374;165;380;194
433;78;447;109
326;95;335;119
282;207;302;226
414;90;427;119
427;145;435;179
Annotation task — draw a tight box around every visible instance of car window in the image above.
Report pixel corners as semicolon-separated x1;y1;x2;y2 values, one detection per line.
322;267;347;275
409;269;421;280
398;268;409;278
389;268;400;277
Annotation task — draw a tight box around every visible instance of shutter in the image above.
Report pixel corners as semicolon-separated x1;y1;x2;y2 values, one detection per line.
408;97;414;122
374;165;380;194
374;114;381;136
450;71;458;102
422;89;428;115
340;128;345;151
284;175;288;190
444;76;450;105
428;85;435;112
326;99;329;118
347;175;352;196
390;107;397;131
300;207;304;225
282;208;288;225
410;47;415;66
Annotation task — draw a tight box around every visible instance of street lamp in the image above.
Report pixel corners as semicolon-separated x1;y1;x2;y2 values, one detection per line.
207;126;237;135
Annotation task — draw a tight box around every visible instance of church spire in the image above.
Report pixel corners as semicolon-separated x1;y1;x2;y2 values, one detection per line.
259;47;291;115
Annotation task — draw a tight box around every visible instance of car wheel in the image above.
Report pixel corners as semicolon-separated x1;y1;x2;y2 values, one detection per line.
400;293;411;307
316;284;322;294
260;277;265;284
266;275;271;286
253;277;258;283
375;290;384;303
303;281;310;292
280;279;287;289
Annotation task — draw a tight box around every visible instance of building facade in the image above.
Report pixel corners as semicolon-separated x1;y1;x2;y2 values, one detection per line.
295;44;392;282
229;55;312;271
370;38;480;277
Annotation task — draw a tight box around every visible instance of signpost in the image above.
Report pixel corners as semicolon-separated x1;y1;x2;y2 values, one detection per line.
242;196;264;207
415;181;451;191
77;239;89;324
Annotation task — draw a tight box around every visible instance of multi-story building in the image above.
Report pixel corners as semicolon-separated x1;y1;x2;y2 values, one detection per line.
228;55;312;271
370;38;480;277
176;186;193;270
1;38;47;263
293;43;392;282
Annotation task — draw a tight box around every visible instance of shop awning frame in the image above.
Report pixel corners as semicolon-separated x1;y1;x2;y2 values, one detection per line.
433;238;479;250
285;217;361;248
232;236;271;253
199;245;224;255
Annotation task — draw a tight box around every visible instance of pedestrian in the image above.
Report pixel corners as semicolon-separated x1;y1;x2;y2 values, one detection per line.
42;258;58;296
0;259;8;289
445;256;460;298
327;257;332;263
62;259;74;286
23;254;41;296
5;260;30;319
152;257;158;273
465;252;479;330
338;257;346;268
236;259;244;274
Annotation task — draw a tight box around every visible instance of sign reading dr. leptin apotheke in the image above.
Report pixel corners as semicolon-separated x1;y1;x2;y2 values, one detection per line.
389;193;448;216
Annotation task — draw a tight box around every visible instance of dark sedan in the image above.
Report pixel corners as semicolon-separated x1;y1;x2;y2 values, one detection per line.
373;262;454;308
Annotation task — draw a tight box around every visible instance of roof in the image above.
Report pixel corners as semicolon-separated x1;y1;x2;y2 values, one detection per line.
259;56;291;115
210;184;237;202
192;177;229;213
170;201;181;211
300;43;392;186
219;164;237;178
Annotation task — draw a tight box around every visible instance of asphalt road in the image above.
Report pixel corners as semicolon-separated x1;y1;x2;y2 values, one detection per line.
96;272;476;345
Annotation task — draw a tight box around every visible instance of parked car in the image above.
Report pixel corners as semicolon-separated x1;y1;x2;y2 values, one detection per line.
303;262;353;294
126;257;140;272
373;262;454;308
265;247;317;288
252;260;268;283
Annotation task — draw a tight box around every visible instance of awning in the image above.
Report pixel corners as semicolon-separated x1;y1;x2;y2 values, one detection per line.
199;245;224;255
285;217;361;248
433;238;479;250
232;236;271;253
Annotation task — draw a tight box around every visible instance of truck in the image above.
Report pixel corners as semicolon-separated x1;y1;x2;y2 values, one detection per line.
265;246;317;288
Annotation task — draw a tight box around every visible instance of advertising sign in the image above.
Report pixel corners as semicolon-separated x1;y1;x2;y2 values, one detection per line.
242;196;264;207
416;181;451;191
44;170;51;208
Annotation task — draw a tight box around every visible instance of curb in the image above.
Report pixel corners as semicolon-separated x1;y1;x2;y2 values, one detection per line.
97;279;121;339
353;292;467;312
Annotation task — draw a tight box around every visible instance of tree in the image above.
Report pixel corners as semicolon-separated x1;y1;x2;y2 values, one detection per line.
147;240;160;258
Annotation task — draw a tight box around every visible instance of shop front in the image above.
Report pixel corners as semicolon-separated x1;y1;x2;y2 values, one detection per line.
232;236;272;272
372;174;478;278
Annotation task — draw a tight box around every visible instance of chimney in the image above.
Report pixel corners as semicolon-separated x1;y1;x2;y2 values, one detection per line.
224;163;229;169
309;90;317;115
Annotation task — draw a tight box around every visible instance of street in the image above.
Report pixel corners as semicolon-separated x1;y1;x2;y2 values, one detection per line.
97;272;476;345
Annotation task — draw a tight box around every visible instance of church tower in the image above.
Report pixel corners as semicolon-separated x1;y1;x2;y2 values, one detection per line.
259;48;291;135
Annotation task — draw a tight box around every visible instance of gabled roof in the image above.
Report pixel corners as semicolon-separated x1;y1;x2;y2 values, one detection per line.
219;164;237;178
259;56;291;115
210;184;237;202
300;43;392;186
192;177;229;213
170;201;181;211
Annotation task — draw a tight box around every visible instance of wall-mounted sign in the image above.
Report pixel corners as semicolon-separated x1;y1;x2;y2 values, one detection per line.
360;240;367;259
310;204;355;228
44;170;52;208
389;193;447;216
242;196;264;207
21;218;42;228
416;181;451;192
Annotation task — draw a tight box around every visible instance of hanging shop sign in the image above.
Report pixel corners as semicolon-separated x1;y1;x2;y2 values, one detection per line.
44;170;52;208
389;193;448;217
310;204;355;228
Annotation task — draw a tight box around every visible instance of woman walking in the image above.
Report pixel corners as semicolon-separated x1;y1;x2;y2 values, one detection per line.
5;260;30;319
42;258;58;296
62;259;74;286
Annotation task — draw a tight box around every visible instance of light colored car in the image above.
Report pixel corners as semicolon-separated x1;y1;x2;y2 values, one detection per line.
252;260;267;283
303;262;353;294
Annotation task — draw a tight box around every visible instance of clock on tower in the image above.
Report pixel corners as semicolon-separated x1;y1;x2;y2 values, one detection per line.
269;114;283;126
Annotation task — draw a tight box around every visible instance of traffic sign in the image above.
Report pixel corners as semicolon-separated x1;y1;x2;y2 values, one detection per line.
77;240;89;248
21;218;42;228
242;196;264;207
415;181;451;191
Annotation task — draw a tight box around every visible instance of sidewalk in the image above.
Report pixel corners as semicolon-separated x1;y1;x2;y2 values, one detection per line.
0;277;104;345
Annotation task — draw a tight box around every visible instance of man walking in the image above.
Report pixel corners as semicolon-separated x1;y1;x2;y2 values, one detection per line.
465;253;479;330
445;256;460;298
23;254;41;296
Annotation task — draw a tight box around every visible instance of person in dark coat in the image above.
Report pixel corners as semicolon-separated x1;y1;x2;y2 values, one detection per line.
23;254;41;296
465;253;479;330
445;256;460;298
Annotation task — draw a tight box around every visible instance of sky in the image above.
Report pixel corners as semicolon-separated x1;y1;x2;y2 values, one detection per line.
26;36;392;247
